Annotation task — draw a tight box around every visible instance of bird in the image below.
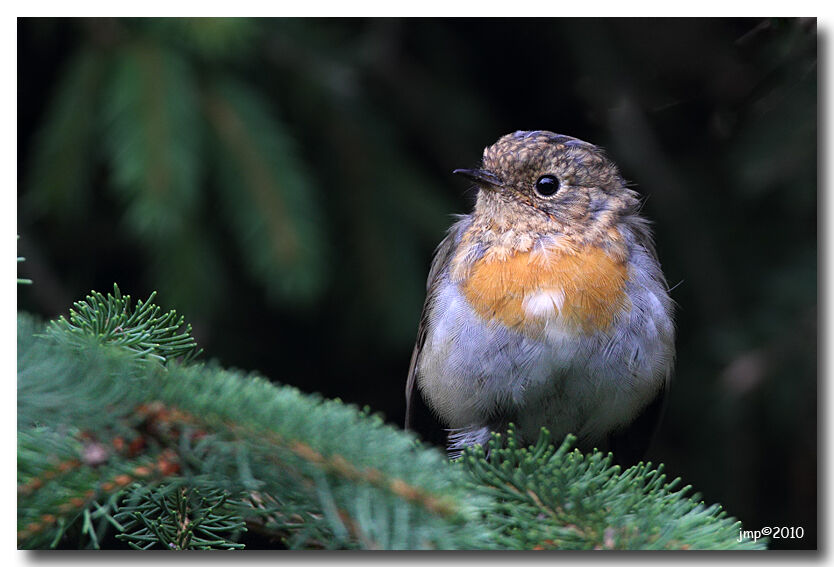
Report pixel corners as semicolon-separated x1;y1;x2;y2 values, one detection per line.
405;130;675;463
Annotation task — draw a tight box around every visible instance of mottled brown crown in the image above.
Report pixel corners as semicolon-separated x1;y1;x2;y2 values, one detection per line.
460;130;639;256
482;130;621;191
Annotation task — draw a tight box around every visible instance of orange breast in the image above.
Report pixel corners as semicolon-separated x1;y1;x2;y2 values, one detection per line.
459;246;629;335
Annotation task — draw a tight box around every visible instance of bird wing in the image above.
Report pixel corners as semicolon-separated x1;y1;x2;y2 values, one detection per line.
405;216;470;430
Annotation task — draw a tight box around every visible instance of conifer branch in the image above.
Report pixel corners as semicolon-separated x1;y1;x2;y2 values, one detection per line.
18;310;489;550
460;428;763;550
18;287;767;550
46;284;201;363
115;485;247;550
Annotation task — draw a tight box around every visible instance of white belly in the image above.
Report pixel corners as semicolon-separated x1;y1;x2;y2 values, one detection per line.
416;273;672;447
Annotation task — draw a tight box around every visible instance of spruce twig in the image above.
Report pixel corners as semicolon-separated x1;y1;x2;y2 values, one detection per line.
46;283;201;363
115;485;246;550
460;427;765;550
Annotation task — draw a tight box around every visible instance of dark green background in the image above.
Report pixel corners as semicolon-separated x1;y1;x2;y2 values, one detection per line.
17;18;817;549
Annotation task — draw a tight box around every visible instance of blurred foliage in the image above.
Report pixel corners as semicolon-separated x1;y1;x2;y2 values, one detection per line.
18;17;817;549
18;235;32;285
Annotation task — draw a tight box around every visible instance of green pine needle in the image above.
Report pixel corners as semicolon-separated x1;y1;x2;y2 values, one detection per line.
115;485;246;550
460;427;766;550
46;284;201;364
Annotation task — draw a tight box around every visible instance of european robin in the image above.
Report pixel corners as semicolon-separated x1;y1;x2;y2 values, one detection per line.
405;130;675;461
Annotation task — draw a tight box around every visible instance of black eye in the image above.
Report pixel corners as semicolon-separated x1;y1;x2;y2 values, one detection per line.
534;175;560;196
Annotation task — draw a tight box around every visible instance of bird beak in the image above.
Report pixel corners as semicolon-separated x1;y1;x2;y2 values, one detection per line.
453;168;503;189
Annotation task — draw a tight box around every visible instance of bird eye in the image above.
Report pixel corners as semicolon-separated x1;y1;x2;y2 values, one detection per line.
534;175;560;197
